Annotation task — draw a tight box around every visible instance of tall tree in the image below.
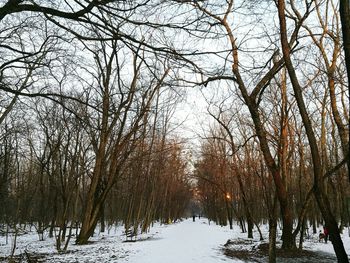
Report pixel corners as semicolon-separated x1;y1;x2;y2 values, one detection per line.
76;39;170;244
277;0;349;260
339;0;350;105
176;0;303;249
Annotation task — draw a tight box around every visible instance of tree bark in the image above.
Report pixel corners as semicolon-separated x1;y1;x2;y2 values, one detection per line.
339;1;350;120
277;0;349;260
247;103;295;249
100;203;105;233
193;0;296;249
268;218;277;263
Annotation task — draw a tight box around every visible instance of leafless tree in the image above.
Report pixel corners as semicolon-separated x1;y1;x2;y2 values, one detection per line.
277;0;349;260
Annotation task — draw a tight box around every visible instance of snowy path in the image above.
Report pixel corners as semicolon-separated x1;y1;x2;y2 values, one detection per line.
120;218;236;263
1;218;349;262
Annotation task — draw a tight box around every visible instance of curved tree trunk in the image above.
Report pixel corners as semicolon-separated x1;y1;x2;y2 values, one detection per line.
247;103;295;249
277;0;349;260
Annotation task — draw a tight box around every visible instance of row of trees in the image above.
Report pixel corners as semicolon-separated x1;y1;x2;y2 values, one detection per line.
194;90;348;252
176;0;349;261
182;0;349;262
0;0;349;262
0;0;193;251
0;84;192;250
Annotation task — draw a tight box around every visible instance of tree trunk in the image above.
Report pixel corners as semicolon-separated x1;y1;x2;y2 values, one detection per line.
61;221;67;242
247;216;254;239
298;218;306;249
239;217;246;233
236;168;254;239
268;218;277;263
254;220;264;241
76;200;102;244
246;101;295;249
77;111;108;245
277;0;349;260
100;203;105;233
49;218;55;238
314;189;349;262
339;1;350;134
312;215;317;234
225;198;233;230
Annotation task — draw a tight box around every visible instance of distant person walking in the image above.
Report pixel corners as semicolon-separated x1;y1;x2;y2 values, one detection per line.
323;226;329;243
192;215;195;222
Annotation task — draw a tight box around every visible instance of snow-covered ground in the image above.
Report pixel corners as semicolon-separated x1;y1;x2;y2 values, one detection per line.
0;218;349;262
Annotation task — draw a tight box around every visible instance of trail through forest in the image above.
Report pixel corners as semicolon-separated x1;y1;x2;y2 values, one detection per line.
122;218;231;263
1;218;348;262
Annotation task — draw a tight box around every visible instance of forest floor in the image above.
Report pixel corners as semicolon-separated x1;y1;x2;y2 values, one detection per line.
0;218;349;262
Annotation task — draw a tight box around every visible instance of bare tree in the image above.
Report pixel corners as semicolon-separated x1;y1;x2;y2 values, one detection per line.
339;0;350;95
76;38;170;244
175;0;303;249
277;0;349;260
302;0;349;179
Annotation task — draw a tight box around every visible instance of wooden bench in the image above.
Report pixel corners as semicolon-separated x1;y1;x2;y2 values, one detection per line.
124;229;137;241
